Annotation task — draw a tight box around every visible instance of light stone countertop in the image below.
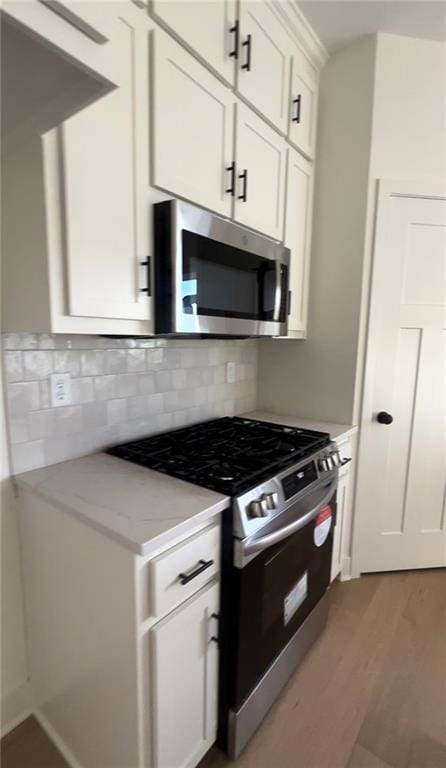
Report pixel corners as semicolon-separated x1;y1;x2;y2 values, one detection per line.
242;411;358;441
16;453;229;557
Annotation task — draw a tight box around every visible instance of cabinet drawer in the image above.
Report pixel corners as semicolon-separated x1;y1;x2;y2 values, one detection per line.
149;524;220;618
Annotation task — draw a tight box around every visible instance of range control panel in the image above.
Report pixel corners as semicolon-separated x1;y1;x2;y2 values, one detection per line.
281;461;317;500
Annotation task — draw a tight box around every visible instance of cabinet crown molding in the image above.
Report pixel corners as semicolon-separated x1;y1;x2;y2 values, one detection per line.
270;0;329;69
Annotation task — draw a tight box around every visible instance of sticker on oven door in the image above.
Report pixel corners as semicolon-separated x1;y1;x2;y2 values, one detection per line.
284;571;308;626
314;505;333;547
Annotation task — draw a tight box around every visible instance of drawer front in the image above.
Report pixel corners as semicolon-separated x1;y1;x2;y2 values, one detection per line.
149;524;220;618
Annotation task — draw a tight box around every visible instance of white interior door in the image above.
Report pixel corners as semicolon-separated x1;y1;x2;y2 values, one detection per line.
355;180;446;573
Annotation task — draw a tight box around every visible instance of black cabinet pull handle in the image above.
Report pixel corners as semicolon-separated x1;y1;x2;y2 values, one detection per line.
377;411;394;425
238;169;248;201
140;258;151;295
226;161;236;195
210;613;220;645
178;558;213;585
287;290;292;316
292;94;301;123
229;19;239;59
241;33;251;71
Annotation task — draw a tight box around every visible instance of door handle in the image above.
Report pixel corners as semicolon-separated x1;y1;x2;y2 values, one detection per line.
226;161;236;195
241;33;252;71
229;20;239;59
292;94;301;123
238;169;248;201
377;411;393;425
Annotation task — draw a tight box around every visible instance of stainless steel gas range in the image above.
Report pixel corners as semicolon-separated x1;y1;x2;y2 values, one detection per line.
109;417;349;759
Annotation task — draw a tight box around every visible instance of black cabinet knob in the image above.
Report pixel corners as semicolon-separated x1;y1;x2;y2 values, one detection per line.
377;411;393;425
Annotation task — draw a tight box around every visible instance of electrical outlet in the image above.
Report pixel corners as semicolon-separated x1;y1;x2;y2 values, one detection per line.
226;362;236;384
50;373;72;407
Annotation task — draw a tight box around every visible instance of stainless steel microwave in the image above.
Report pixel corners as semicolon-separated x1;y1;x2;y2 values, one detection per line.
153;200;290;337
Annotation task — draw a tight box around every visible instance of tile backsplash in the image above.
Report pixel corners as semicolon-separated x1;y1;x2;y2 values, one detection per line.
2;334;258;474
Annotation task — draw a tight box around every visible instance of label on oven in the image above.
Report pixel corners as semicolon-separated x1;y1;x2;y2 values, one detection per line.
314;505;333;547
284;571;308;626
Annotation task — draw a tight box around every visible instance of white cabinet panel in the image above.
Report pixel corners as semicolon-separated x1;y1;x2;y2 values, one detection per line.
152;29;235;217
60;16;149;321
234;103;286;240
39;1;114;43
151;581;219;768
288;50;318;159
331;472;347;582
237;1;291;133
151;0;237;84
284;149;313;336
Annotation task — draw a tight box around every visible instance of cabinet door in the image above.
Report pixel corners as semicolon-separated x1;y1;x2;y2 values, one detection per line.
331;472;348;582
151;581;219;768
284;149;313;336
59;15;150;321
288;50;319;159
39;1;114;44
234;103;286;239
151;0;237;85
152;29;234;217
237;1;291;133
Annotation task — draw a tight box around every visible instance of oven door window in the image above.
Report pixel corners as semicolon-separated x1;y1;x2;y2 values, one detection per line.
181;230;286;321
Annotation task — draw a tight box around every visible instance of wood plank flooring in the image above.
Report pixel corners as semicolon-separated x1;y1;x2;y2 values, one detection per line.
2;570;445;768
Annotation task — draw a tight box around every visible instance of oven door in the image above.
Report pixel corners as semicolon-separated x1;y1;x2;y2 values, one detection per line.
231;476;337;708
154;199;289;336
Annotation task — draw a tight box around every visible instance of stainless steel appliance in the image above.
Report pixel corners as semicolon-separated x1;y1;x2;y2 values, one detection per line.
108;417;349;759
153;200;290;337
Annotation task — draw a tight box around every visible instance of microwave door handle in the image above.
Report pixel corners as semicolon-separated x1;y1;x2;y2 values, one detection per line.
273;261;282;322
242;477;337;557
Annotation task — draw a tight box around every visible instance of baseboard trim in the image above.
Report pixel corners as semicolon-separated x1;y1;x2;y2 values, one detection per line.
34;709;84;768
1;680;32;738
340;556;355;581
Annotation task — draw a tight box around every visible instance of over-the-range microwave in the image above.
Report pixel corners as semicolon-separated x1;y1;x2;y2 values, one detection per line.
153;200;290;338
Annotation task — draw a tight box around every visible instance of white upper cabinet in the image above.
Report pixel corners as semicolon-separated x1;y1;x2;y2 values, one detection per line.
39;1;114;43
152;29;235;217
151;581;219;768
288;49;319;159
234;102;286;240
56;15;149;321
236;0;291;134
284;149;314;336
151;0;237;85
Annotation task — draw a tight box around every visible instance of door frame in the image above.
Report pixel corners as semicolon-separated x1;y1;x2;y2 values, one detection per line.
351;177;446;577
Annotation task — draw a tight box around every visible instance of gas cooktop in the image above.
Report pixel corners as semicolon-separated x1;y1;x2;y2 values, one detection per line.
108;417;330;496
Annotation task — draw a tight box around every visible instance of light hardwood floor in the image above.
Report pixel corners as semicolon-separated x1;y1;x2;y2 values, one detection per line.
2;570;446;768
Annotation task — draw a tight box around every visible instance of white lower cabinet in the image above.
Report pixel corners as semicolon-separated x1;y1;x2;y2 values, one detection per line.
152;28;235;217
284;149;314;337
151;581;220;768
330;437;354;583
234;102;286;240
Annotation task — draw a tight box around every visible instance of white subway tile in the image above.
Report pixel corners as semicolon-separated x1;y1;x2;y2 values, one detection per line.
94;375;117;400
54;406;83;436
107;399;127;425
7;382;40;417
146;348;164;368
115;374;138;398
39;380;50;409
3;333;39;350
9;418;29;444
137;373;156;395
54;350;82;376
28;410;55;440
104;350;127;374
23;351;53;380
127;349;146;372
71;377;94;404
81;351;105;376
82;402;108;429
155;370;173;392
4;351;23;382
11;440;45;474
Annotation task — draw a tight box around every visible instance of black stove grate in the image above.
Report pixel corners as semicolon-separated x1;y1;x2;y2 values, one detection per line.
108;417;330;496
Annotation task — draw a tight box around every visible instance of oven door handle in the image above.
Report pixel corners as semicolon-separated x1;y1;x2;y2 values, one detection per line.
242;477;337;556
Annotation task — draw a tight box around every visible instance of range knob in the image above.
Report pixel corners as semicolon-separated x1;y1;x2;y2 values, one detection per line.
262;491;279;510
248;498;269;518
330;450;342;467
325;455;334;471
318;457;328;472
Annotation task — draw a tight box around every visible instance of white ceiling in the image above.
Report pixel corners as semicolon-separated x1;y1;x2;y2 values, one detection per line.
298;1;446;53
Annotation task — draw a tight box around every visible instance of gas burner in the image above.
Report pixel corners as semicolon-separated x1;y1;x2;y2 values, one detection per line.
109;417;330;496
